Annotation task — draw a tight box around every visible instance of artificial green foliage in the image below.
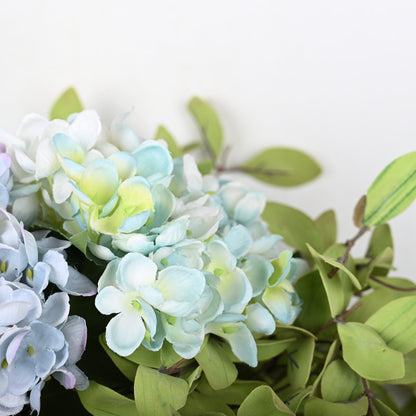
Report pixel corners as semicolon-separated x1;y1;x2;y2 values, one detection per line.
154;125;184;158
50;87;84;120
242;148;321;187
364;151;416;226
14;89;416;415
188;97;223;160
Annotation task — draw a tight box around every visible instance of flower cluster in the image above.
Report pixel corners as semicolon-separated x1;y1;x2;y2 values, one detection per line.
0;153;95;415
1;109;303;372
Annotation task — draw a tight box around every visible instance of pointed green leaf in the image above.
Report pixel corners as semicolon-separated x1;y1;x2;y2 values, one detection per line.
386;349;416;384
50;87;84;120
182;141;202;153
197;377;265;405
195;338;238;390
180;391;234;416
314;210;337;250
337;322;405;381
364;152;416;226
154;125;183;158
126;344;162;368
373;399;400;416
304;396;368;416
70;230;89;254
197;159;215;174
367;224;394;260
242;147;321;187
257;338;296;361
284;386;313;414
99;333;137;381
307;245;353;317
188;97;223;160
78;381;137;416
237;386;295;416
295;271;332;332
262;202;323;256
321;359;364;402
365;296;416;353
287;337;315;389
134;365;188;416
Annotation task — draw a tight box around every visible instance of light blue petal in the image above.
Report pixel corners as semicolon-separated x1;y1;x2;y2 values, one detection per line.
217;268;252;314
134;140;173;182
59;266;97;296
29;381;44;414
9;183;41;199
224;225;253;258
111;233;155;255
42;250;69;286
12;194;39;225
0;185;9;209
217;182;247;218
155;217;189;247
241;255;273;296
97;259;120;291
21;227;38;267
268;250;293;287
87;242;117;261
207;322;257;367
53;133;84;163
137;286;164;308
59;157;85;182
100;192;119;217
109;151;137;180
150;184;175;228
31;321;65;351
118;210;150;233
39;292;70;327
95;286;125;315
196;286;224;325
61;316;87;364
106;311;145;356
156;266;205;310
206;239;236;272
117;253;157;291
245;303;276;335
234;191;265;224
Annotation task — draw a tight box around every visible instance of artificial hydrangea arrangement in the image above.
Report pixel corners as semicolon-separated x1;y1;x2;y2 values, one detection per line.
0;88;415;416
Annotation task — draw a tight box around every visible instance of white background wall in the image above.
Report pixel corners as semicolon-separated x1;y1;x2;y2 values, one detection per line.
1;0;416;278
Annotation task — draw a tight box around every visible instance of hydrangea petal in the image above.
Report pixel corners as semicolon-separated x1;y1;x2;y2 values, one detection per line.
241;255;274;296
39;292;70;327
106;310;146;356
245;303;276;335
109;151;137;180
53;133;84;163
35;139;60;179
42;250;69;286
69;109;101;151
234;191;265;224
117;253;157;291
95;286;125;315
224;225;253;258
61;316;87;364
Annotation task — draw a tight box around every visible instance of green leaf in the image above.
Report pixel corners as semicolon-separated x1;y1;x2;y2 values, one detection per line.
197;159;215;174
237;386;295;416
365;296;416;353
262;202;323;256
126;344;162;368
134;365;188;416
373;399;400;416
310;340;339;395
50;87;84;120
356;247;394;287
337;322;405;381
304;396;368;416
182;141;202;153
99;334;137;381
197;377;265;405
188;97;223;160
69;230;89;255
284;386;313;414
186;366;203;392
314;210;337;251
295;271;332;332
160;341;184;367
195;337;238;390
364;151;416;226
257;338;296;361
180;391;234;416
366;224;394;264
287;337;315;389
346;285;415;323
78;381;137;416
154;125;184;158
386;349;416;384
307;244;358;317
242;147;321;187
321;359;364;402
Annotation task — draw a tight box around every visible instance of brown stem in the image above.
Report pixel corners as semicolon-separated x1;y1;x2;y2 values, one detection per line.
370;275;416;292
314;301;364;335
362;378;375;416
216;145;232;174
162;358;188;375
328;226;370;278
